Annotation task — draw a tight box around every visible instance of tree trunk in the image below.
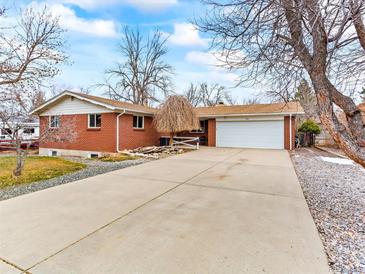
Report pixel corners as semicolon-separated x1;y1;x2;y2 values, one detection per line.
324;79;365;146
312;77;365;167
350;0;365;52
13;140;27;177
169;132;174;146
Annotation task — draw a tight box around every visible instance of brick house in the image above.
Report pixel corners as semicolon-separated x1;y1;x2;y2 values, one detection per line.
31;91;304;157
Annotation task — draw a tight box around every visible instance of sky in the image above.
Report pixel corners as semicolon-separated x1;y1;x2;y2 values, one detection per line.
2;0;260;102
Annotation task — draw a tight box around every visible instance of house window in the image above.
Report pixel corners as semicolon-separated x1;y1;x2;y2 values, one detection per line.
49;116;60;128
89;114;101;128
133;116;144;129
190;120;205;133
23;128;35;134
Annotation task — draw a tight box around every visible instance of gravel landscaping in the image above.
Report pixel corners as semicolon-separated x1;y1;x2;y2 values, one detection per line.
0;157;149;201
291;148;365;273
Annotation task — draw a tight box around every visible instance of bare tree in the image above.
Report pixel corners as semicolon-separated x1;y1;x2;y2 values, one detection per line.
351;0;365;51
199;83;234;106
241;97;261;105
0;88;77;176
294;80;318;119
184;82;235;106
49;84;90;98
184;83;202;107
102;28;173;106
0;7;68;87
197;0;365;167
0;6;70;176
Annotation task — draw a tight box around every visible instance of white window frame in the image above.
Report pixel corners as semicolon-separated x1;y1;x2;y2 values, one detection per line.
133;115;144;129
49;116;60;128
88;114;102;128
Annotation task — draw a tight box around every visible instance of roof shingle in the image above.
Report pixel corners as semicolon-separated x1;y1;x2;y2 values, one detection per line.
69;91;156;114
32;91;304;117
195;101;304;116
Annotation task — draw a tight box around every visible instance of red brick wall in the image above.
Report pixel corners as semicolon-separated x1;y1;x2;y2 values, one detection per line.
284;116;296;150
207;119;216;147
118;114;162;150
40;113;117;152
40;113;162;152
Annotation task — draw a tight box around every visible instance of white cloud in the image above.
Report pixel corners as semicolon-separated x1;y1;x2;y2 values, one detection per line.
185;51;218;66
1;2;118;38
63;0;178;12
184;50;241;84
167;23;208;47
49;4;118;38
185;50;245;67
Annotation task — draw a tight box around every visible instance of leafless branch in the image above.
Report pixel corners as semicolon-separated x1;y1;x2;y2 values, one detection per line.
197;0;365;167
0;6;68;87
102;27;173;106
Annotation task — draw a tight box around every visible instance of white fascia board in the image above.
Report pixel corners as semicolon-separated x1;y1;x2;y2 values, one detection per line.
199;112;305;119
31;91;155;116
30;91;118;115
216;116;284;122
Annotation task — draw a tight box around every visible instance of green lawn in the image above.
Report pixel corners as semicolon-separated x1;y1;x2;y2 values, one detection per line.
0;156;86;189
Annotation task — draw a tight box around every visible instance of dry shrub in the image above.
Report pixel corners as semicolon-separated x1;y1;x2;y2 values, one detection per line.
154;95;200;134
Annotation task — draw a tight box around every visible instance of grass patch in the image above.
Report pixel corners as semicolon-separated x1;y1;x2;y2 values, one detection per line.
0;156;86;189
99;154;137;162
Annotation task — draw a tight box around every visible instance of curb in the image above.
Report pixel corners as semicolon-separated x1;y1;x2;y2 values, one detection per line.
314;146;347;159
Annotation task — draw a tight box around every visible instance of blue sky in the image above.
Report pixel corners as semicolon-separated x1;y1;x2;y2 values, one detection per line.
3;0;260;102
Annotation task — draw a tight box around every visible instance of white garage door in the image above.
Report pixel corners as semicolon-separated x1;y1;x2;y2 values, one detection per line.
216;120;284;149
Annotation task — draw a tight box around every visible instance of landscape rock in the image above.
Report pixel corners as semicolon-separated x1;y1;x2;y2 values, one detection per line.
291;148;365;273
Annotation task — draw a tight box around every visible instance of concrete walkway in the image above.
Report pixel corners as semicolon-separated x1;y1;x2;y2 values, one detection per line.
0;148;330;274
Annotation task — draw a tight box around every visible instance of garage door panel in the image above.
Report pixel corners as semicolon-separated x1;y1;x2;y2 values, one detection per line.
216;120;284;149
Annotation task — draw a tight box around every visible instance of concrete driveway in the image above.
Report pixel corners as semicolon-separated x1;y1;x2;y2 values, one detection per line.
0;148;330;274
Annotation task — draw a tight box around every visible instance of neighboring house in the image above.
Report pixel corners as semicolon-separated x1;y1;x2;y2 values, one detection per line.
0;122;39;148
30;91;304;157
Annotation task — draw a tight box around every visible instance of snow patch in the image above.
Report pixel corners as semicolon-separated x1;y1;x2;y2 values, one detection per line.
320;157;354;165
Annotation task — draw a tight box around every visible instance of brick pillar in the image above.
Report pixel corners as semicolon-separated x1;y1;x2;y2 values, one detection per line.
284;116;296;150
207;119;216;147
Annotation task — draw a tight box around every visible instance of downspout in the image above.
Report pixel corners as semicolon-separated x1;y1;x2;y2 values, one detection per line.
289;114;292;150
116;110;126;153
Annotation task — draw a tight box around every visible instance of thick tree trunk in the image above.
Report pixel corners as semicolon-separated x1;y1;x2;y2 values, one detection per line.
318;108;365;167
169;132;175;146
13;140;27;177
311;77;365;167
324;79;365;146
350;0;365;52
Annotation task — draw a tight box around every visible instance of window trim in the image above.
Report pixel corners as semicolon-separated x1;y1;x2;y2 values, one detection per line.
49;116;60;128
133;115;144;129
88;114;102;128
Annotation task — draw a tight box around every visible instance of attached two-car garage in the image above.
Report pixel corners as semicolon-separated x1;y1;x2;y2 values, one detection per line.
196;101;302;150
216;119;285;149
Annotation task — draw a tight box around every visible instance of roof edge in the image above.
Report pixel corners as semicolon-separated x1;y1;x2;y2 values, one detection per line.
198;111;305;118
30;91;120;115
